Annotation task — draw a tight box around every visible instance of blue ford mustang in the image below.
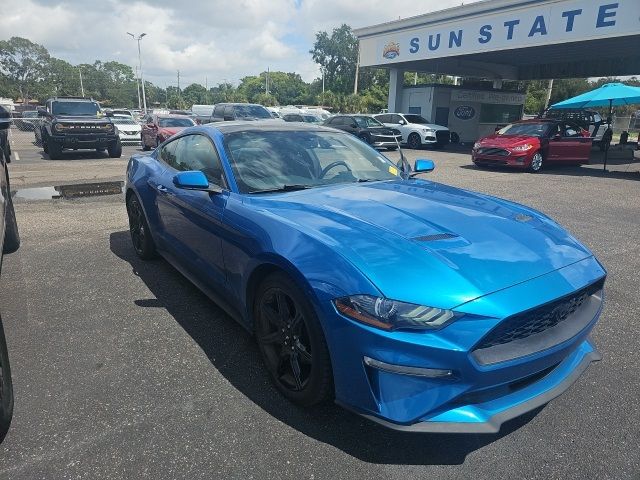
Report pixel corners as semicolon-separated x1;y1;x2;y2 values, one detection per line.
125;121;606;433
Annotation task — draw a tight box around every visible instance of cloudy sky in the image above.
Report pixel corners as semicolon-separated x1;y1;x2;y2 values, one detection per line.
1;0;479;88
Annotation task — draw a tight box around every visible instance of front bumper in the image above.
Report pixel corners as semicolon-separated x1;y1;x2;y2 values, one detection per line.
472;149;532;168
317;255;606;433
371;134;402;148
349;339;600;433
118;132;142;143
49;134;119;149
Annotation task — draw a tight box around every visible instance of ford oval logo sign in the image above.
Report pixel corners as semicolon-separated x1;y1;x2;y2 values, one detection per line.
454;105;475;120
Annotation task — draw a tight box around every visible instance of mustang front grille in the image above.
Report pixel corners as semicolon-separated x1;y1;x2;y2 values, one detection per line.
472;278;605;365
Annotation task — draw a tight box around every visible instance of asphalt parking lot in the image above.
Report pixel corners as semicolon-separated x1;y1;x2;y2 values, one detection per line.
0;134;638;479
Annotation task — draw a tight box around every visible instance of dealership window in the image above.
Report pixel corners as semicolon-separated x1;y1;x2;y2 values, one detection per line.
479;104;522;124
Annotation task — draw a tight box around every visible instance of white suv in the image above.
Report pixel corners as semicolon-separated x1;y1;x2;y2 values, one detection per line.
374;113;450;149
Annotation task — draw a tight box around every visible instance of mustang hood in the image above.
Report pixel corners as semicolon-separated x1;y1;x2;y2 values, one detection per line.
250;180;593;308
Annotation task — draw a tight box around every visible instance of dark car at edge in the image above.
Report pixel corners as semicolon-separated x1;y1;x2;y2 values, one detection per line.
323;115;402;150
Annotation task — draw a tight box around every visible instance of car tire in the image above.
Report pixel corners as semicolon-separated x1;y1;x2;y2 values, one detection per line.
254;272;333;407
3;190;20;254
450;132;460;144
47;139;62;160
41;132;48;153
108;139;122;158
529;151;543;173
0;314;14;443
126;193;157;260
408;133;421;149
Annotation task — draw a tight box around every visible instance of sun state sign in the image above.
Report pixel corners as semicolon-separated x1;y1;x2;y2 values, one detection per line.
359;0;640;67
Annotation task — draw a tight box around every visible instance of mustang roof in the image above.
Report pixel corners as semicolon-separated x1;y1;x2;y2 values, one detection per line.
204;121;335;134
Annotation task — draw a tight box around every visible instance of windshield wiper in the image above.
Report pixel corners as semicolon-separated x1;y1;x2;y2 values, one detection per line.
249;184;314;194
356;178;380;183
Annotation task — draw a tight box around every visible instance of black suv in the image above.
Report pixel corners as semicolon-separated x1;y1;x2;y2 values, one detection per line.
0;105;20;442
209;103;274;122
323;115;402;150
37;97;122;159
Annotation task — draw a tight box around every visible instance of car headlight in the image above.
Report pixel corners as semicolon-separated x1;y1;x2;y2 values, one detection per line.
473;142;481;149
103;123;114;131
511;144;533;152
53;123;65;132
334;295;458;331
422;128;433;134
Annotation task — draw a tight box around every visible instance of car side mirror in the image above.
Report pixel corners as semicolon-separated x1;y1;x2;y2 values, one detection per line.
104;111;113;117
413;159;435;175
173;171;222;193
398;120;405;125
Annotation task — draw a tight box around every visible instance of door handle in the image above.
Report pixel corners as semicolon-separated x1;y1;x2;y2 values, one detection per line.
147;180;170;195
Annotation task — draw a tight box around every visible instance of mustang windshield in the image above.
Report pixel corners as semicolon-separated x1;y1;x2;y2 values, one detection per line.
497;122;552;137
225;130;400;193
158;118;195;128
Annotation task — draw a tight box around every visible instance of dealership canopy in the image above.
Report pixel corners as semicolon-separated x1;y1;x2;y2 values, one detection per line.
354;0;640;113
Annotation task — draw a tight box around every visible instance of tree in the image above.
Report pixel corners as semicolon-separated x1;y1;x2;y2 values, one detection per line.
183;83;209;105
0;37;50;104
310;24;358;96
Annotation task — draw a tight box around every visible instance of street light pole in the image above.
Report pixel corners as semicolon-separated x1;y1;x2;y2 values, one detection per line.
135;65;141;110
127;32;147;113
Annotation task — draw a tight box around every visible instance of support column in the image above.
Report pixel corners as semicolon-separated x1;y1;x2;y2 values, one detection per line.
387;68;404;113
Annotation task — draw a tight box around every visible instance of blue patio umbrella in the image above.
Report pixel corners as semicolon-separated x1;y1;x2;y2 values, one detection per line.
551;82;640;171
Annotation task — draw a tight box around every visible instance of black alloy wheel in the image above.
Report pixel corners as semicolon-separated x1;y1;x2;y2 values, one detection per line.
126;194;157;260
255;273;332;406
408;132;421;149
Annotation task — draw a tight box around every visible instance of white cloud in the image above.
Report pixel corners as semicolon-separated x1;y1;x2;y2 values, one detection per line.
1;0;478;87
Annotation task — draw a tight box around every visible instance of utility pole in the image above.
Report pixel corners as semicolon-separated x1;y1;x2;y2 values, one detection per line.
78;67;85;97
177;70;180;92
127;32;148;113
134;65;141;109
544;79;554;110
353;50;360;94
265;68;269;95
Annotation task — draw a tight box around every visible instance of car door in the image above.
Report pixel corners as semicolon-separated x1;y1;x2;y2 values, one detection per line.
546;122;591;163
154;133;229;290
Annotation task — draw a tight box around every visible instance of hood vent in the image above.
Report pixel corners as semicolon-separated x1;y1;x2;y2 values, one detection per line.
413;233;458;242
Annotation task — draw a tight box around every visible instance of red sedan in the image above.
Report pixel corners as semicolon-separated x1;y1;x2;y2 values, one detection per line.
472;119;592;172
141;114;195;151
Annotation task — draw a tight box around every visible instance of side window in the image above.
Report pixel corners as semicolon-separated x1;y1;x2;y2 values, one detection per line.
377;114;390;123
223;105;234;119
158;139;179;168
328;116;340;125
389;114;401;124
213;105;224;118
172;134;226;187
